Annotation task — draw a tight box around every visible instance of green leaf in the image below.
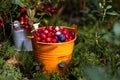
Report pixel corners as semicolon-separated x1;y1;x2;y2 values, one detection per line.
32;17;40;22
27;8;32;18
106;5;112;9
103;33;115;44
18;1;27;7
10;0;18;4
48;0;52;3
27;8;36;19
10;0;27;7
37;12;46;16
106;11;118;16
113;22;120;36
99;2;104;8
4;76;15;80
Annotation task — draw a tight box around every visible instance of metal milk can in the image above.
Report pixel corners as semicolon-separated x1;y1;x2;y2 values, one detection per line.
13;20;33;51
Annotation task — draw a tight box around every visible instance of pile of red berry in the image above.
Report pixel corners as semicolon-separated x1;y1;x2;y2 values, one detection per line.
34;26;75;43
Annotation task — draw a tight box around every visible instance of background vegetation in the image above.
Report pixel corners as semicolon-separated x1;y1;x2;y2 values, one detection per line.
0;0;120;80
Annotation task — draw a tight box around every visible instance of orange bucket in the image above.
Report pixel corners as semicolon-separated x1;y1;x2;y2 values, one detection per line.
30;25;77;74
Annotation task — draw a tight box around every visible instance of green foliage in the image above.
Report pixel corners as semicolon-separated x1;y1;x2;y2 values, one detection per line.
83;65;120;80
0;58;28;80
0;1;120;79
0;41;18;59
17;51;34;74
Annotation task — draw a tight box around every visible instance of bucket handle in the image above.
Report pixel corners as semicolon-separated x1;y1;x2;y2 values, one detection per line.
71;24;77;34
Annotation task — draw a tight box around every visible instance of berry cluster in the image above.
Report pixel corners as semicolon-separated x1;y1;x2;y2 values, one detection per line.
47;6;56;14
19;8;33;29
34;26;75;43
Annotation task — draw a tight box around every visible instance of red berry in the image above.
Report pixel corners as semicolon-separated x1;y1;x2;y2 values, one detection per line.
35;32;40;37
24;19;28;25
41;27;45;31
39;5;45;10
52;25;56;30
41;33;47;39
55;31;61;36
20;16;25;21
71;31;75;38
37;28;42;33
62;28;69;34
24;25;29;29
44;29;49;34
46;37;52;43
65;33;70;39
51;32;55;37
55;26;60;31
29;25;33;29
69;36;73;40
47;32;52;37
48;26;53;31
51;9;55;14
52;38;57;43
47;7;51;12
20;8;27;13
36;37;41;42
20;20;24;24
62;30;68;34
41;39;46;43
52;6;56;10
0;22;4;27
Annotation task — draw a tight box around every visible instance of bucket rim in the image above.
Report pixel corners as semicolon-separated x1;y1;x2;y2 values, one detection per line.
36;36;76;45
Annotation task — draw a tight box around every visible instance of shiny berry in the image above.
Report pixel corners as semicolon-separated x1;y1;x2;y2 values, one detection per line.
24;19;28;25
41;39;46;43
46;37;52;43
37;28;42;33
41;33;47;39
47;32;52;37
55;26;60;31
65;33;70;39
0;22;4;27
20;20;24;24
20;8;27;13
58;34;65;42
29;25;33;29
48;26;53;31
44;30;49;34
62;28;69;34
36;37;41;42
35;32;40;37
71;31;75;38
55;31;61;36
52;38;57;43
24;25;29;29
47;7;51;12
20;16;24;20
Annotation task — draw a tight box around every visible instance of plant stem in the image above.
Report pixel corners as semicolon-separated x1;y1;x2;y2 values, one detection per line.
8;12;13;40
3;24;6;40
